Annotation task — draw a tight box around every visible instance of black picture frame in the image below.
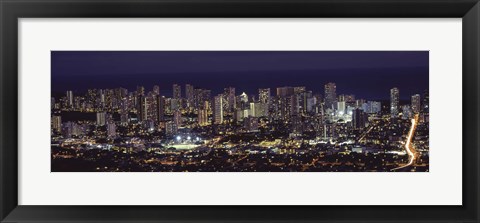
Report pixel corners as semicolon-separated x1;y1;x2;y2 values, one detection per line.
1;0;479;222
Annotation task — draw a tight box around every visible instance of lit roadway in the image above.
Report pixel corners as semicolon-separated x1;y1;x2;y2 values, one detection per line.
357;123;376;143
391;114;419;171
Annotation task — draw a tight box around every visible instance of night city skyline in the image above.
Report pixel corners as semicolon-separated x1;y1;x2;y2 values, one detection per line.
51;51;429;172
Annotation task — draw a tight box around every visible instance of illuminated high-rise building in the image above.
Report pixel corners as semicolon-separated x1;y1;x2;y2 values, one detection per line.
171;99;181;112
234;108;244;122
193;88;211;110
223;87;236;113
306;97;317;113
156;95;165;122
365;101;381;114
390;87;400;117
344;94;355;103
52;115;62;133
249;102;262;117
172;84;182;111
324;83;337;109
291;115;304;135
173;84;182;99
313;113;324;137
66;91;73;108
213;95;224;124
239;92;248;103
107;122;116;138
237;92;249;110
137;96;149;122
96;112;106;126
276;86;294;98
258;88;271;104
402;105;413;119
165;121;178;136
337;101;346;115
411;94;421;114
146;94;157;121
185;84;194;109
198;109;208;126
355;99;366;109
279;96;294;120
98;89;106;108
352;108;366;129
173;110;182;127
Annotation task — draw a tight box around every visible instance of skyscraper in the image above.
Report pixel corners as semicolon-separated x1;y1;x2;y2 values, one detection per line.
352;108;366;129
390;87;400;117
276;87;294;98
411;94;421;114
165;121;178;136
185;84;194;109
198;109;208;126
173;84;182;99
146;95;157;121
173;110;182;127
172;84;182;111
66;91;73;108
100;90;106;108
198;100;210;126
402;105;413;119
193;88;211;110
344;94;355;103
249;102;262;117
223;87;236;113
137;96;148;122
52;115;62;133
355;99;366;109
214;95;224;124
337;101;346;115
365;101;381;114
156;95;165;122
237;92;249;110
324;83;337;109
107;122;116;138
96;112;106;126
259;88;271;104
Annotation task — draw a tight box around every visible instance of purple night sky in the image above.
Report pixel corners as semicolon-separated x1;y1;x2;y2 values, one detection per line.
51;51;428;100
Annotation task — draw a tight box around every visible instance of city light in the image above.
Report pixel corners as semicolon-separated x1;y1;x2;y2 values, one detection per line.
50;51;429;172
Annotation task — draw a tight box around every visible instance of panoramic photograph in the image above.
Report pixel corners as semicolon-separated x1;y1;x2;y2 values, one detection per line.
51;51;429;172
